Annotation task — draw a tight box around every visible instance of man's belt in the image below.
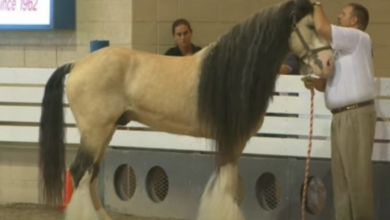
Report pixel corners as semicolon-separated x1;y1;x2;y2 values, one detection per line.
331;100;374;115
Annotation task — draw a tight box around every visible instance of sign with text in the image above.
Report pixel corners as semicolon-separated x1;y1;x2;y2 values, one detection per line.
0;0;75;30
0;0;51;25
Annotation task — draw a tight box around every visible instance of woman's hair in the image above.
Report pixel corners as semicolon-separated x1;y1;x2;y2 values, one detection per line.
171;18;193;35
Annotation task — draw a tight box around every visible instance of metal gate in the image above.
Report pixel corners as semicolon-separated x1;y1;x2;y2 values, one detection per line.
103;148;390;220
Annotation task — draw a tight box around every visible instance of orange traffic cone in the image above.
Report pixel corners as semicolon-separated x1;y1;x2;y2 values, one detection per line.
59;169;74;211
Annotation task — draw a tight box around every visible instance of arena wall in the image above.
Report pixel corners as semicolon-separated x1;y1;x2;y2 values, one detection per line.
135;0;390;77
0;0;389;77
0;146;77;204
0;0;133;68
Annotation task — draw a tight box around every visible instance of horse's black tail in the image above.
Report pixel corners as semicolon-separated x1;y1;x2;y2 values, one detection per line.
38;63;73;206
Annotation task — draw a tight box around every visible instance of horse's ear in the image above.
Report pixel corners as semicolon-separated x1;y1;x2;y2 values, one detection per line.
294;0;309;8
294;0;313;20
295;0;313;8
295;0;310;4
294;0;302;4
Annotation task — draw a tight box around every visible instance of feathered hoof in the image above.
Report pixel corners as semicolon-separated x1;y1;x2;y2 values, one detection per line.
197;196;245;220
65;168;100;220
97;209;112;220
196;164;245;220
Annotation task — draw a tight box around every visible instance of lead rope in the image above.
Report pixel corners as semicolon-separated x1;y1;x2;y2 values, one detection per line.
301;87;315;220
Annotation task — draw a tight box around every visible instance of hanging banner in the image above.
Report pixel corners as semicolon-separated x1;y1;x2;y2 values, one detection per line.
0;0;50;25
0;0;75;30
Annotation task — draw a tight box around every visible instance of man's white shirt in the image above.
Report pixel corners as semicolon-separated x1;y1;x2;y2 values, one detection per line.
325;24;376;110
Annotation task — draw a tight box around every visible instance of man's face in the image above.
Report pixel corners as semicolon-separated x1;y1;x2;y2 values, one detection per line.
337;6;356;27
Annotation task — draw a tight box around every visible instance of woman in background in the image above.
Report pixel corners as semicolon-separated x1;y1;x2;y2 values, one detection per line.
165;18;202;56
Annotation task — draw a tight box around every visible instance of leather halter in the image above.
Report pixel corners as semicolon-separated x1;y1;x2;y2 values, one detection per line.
293;26;332;60
291;13;333;76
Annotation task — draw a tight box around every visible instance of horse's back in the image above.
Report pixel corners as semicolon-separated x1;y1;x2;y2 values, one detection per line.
66;46;207;137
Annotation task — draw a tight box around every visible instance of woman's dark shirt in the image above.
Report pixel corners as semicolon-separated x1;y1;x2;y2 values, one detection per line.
164;44;202;56
284;53;301;75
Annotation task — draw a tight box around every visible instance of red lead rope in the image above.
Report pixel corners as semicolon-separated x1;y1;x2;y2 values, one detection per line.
301;88;315;220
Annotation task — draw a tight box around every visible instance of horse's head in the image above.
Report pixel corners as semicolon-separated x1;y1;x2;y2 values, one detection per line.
288;0;334;78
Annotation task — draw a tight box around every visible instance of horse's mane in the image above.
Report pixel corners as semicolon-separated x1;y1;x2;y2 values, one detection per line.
197;0;313;165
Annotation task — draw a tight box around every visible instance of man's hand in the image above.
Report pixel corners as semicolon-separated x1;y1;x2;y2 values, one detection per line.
301;77;327;92
302;77;315;90
307;0;333;42
303;79;314;90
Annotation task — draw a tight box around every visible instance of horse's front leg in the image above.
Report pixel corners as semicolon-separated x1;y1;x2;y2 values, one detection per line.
196;141;248;220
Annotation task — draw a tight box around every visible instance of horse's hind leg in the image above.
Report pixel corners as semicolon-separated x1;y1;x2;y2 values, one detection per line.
65;166;100;220
89;147;114;220
89;113;132;219
66;121;117;220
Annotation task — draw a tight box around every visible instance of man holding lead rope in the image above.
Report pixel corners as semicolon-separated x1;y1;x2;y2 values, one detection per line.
302;1;376;219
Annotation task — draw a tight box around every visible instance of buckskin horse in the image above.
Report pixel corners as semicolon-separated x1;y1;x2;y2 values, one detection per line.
38;0;334;219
